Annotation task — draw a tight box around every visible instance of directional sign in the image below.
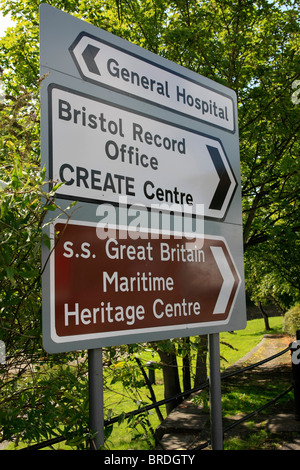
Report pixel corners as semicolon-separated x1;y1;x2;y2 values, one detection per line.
49;85;237;220
40;5;247;353
43;220;241;352
69;32;235;133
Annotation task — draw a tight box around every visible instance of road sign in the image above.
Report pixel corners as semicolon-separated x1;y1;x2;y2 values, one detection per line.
40;5;246;353
43;220;241;352
49;84;237;220
69;32;235;133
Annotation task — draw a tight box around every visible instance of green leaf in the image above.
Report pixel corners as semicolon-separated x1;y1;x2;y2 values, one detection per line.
45;203;57;211
5;266;15;284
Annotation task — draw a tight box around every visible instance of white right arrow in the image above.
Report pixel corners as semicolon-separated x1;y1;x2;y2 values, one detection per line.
210;246;235;314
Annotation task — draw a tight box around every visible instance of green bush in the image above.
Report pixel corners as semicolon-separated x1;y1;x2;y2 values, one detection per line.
283;304;300;336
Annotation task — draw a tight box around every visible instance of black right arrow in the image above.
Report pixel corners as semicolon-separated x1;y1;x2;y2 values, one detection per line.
207;145;231;211
82;44;101;75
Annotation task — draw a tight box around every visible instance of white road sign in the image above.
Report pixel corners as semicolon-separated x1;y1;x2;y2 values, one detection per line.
50;85;237;220
69;33;235;133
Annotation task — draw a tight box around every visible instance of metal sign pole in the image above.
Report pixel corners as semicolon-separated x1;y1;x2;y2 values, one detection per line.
88;348;104;450
208;333;223;450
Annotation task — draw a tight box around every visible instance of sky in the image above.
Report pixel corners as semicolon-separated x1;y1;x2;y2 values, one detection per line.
0;11;14;37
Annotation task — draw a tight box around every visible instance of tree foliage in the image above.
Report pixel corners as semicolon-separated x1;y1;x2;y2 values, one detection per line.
283;303;300;336
0;83;92;447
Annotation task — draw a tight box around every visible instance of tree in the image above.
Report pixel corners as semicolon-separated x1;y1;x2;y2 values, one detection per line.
245;229;300;313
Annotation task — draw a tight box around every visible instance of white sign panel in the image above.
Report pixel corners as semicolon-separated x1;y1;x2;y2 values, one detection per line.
50;85;237;220
69;33;235;133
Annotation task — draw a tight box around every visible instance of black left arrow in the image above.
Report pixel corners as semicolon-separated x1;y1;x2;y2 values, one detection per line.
82;44;101;75
207;145;232;211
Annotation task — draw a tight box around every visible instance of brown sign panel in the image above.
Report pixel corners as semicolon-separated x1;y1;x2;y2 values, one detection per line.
50;221;240;342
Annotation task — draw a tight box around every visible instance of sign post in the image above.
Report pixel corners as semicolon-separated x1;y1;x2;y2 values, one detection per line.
209;333;223;450
88;348;104;449
40;4;247;450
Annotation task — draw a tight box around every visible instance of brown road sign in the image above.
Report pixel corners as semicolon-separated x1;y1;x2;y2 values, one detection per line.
44;220;241;351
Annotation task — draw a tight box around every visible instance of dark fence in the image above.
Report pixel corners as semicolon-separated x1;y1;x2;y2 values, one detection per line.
20;334;300;451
